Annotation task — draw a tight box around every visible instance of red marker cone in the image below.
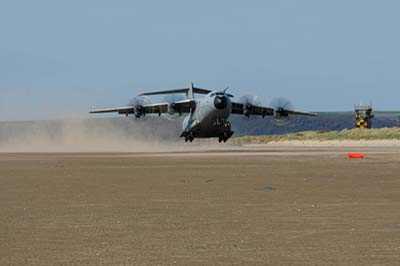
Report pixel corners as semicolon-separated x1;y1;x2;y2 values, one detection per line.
348;153;364;159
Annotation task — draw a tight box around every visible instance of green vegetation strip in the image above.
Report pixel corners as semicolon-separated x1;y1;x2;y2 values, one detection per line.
234;128;400;144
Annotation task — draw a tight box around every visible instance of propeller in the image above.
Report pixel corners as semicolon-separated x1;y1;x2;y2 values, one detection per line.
128;96;151;118
162;94;186;120
128;95;151;106
238;94;262;118
270;97;293;126
223;87;234;98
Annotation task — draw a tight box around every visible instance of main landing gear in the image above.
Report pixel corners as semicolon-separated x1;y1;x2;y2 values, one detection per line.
185;136;194;143
215;119;233;143
218;131;234;143
182;131;194;142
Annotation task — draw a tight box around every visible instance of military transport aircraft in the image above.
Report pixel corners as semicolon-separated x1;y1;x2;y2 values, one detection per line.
90;83;318;142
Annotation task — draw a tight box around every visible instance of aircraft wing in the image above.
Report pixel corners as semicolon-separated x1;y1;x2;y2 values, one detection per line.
142;103;169;114
282;110;319;117
231;102;318;117
90;100;196;116
90;103;168;115
170;99;196;113
231;102;274;117
90;106;136;114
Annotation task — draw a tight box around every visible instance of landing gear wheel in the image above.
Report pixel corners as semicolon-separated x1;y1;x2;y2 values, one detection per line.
189;132;194;143
218;131;234;143
218;136;227;143
221;132;228;143
184;132;195;143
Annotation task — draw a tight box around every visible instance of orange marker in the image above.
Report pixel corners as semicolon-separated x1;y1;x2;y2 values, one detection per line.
348;153;364;159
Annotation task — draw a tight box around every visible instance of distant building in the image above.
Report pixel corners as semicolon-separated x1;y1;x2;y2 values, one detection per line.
354;104;374;129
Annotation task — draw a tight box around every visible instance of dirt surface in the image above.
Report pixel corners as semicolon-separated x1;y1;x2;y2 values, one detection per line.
1;146;400;265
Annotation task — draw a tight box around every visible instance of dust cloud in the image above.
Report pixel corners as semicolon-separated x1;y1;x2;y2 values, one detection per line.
0;117;186;152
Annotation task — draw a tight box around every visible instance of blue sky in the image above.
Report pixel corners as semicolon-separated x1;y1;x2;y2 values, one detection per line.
1;0;399;121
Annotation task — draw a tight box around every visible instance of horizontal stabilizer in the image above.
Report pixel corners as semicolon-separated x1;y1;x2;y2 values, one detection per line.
139;87;211;96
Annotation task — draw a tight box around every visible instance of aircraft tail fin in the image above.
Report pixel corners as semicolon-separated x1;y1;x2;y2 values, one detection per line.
188;82;194;99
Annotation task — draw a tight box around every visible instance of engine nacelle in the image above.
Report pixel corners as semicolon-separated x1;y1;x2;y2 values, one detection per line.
168;103;177;115
244;104;252;118
274;108;289;120
134;105;145;118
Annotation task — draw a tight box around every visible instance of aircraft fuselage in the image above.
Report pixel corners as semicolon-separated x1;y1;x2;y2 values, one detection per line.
181;92;234;142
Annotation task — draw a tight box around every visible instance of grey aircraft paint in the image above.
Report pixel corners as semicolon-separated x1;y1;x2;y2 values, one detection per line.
90;83;318;143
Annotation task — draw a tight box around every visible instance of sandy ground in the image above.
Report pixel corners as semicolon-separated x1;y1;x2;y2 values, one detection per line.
1;145;400;266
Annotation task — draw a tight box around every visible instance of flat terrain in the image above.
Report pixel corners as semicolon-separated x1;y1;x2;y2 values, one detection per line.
1;146;400;265
234;128;400;144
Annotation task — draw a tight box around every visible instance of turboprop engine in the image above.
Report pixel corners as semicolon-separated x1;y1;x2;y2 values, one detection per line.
127;96;151;118
238;94;262;118
163;94;186;118
271;97;293;125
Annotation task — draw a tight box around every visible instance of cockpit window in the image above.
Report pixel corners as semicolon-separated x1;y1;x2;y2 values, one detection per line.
210;93;215;97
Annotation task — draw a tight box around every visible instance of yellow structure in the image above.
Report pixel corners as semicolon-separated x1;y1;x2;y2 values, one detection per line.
354;104;373;129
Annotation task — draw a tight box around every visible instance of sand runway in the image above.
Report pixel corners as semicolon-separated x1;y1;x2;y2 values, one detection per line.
1;145;400;265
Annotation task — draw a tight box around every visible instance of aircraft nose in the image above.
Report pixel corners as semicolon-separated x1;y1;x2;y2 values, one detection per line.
214;96;228;109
